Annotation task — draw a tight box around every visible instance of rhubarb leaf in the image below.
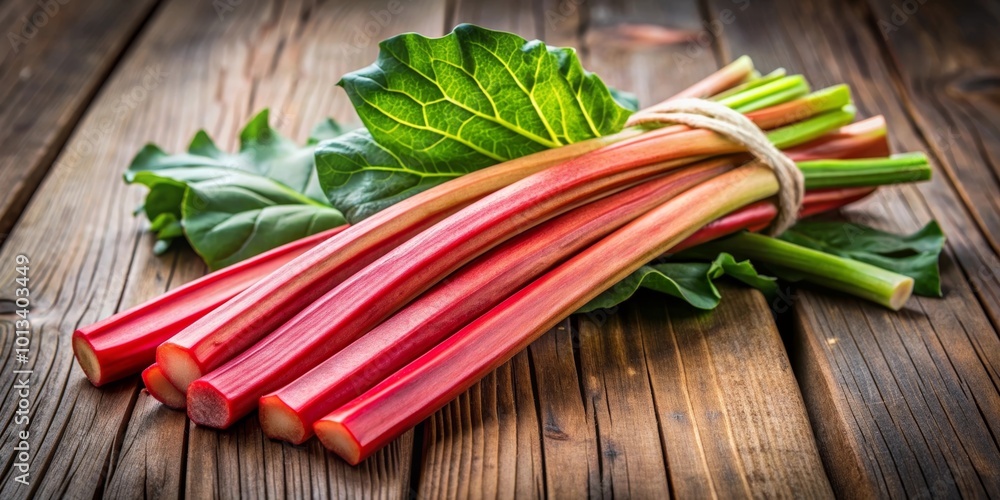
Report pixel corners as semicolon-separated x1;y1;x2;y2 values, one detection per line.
181;172;346;270
126;111;349;262
316;25;638;223
315;129;451;223
322;25;633;222
778;221;945;296
339;24;632;164
579;253;777;313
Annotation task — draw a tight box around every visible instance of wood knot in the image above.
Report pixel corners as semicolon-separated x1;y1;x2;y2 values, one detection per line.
948;73;1000;98
543;424;570;441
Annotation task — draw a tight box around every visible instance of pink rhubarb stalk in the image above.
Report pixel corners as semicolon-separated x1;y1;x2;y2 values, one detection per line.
73;225;347;386
185;103;851;429
143;364;186;410
257;161;733;444
155;134;627;392
315;164;784;464
672;187;874;252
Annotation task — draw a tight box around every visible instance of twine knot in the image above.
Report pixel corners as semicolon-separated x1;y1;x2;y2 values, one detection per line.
626;98;803;235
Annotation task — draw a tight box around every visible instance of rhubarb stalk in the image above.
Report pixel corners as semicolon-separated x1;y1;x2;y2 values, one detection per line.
143;364;186;410
672;187;874;252
315;163;785;464
73;225;347;387
257;161;733;444
186;108;852;429
158;70;813;392
691;232;915;310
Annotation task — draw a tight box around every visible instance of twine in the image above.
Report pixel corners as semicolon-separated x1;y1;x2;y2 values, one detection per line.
626;98;803;235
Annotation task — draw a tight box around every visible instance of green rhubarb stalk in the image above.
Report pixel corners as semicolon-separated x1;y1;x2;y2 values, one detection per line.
745;85;851;129
797;153;931;189
728;76;810;113
712;69;788;101
767;105;857;149
699;232;914;310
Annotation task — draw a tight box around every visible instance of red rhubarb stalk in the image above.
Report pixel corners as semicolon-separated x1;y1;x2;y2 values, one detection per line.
257;161;733;444
255;126;884;442
784;116;888;161
143;364;186;410
672;187;873;252
315;164;783;464
153;62;763;392
73;225;347;386
155;134;628;391
186;106;852;429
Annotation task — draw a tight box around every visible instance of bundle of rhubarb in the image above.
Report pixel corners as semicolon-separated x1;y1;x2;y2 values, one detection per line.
74;25;944;465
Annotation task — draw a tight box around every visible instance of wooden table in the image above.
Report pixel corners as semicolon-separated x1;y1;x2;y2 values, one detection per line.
1;0;997;497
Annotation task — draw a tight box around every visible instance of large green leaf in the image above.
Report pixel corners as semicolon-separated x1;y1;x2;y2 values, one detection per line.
778;221;945;296
322;25;633;222
181;173;346;270
315;129;454;223
125;110;348;264
580;253;777;313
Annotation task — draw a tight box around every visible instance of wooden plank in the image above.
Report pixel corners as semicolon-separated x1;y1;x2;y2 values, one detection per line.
413;4;547;498
528;320;602;499
706;0;1000;495
612;290;832;497
580;0;830;496
0;0;158;245
0;0;439;497
416;0;832;497
865;0;1000;256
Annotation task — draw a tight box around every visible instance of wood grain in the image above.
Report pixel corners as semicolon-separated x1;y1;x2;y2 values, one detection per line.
0;0;158;245
0;0;441;497
413;4;548;498
1;0;996;496
706;0;1000;495
865;0;1000;255
415;1;832;497
582;0;830;496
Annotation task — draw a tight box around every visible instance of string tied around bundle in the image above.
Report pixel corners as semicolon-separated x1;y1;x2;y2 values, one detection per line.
625;98;804;236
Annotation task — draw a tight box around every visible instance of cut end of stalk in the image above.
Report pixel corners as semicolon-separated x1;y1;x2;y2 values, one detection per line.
73;334;102;386
315;418;363;465
187;380;234;429
157;343;202;393
888;278;915;311
259;395;310;445
143;365;186;410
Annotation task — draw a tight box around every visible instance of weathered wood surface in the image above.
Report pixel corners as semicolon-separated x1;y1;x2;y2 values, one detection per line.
0;0;158;243
706;0;1000;496
414;0;831;497
0;0;996;498
0;0;439;497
